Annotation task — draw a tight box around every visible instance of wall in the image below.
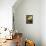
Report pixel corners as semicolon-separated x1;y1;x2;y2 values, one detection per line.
0;0;17;39
13;0;41;46
0;0;46;46
0;0;16;30
41;0;46;46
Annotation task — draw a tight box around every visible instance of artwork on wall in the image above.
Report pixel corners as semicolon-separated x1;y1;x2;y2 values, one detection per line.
26;15;33;24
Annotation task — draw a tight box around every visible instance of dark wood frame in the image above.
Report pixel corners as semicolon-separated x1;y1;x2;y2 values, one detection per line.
26;15;33;24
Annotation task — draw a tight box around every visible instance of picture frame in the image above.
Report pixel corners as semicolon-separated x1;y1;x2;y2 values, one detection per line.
26;15;33;24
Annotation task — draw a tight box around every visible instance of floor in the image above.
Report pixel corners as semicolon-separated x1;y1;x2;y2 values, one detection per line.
0;39;16;46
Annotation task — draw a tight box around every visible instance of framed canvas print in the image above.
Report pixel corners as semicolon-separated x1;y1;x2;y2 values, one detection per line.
26;15;33;24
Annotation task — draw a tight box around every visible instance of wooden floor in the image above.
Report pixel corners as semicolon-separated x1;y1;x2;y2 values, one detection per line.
0;39;16;46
